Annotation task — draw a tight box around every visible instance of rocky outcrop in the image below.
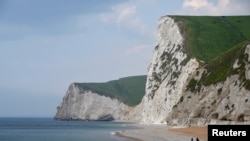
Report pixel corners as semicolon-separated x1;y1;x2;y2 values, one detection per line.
55;16;250;126
54;83;142;121
166;45;250;126
141;16;200;124
141;16;250;125
166;74;250;126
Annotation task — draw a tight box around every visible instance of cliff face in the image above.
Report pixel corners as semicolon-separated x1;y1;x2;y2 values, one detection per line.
141;16;250;125
55;16;250;125
141;16;199;124
55;83;142;121
165;44;250;126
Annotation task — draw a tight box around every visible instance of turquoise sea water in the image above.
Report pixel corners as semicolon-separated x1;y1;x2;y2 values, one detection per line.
0;118;137;141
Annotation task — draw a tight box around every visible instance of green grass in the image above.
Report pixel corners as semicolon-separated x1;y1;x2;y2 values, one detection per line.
75;75;147;106
173;16;250;91
201;41;249;86
74;16;250;105
172;16;250;63
225;16;250;39
187;41;250;90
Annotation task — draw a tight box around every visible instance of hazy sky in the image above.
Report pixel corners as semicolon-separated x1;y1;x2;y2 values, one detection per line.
0;0;249;117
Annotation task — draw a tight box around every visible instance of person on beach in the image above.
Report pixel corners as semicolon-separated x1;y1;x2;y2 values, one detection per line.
196;137;199;141
191;137;193;141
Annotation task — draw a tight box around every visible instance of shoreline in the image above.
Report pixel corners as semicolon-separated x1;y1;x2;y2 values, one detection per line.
115;123;208;141
116;131;143;141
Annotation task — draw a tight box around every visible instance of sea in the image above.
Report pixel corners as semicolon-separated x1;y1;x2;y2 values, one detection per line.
0;118;138;141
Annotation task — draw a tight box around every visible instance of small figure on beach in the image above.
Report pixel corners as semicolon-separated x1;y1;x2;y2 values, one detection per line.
191;137;193;141
196;137;199;141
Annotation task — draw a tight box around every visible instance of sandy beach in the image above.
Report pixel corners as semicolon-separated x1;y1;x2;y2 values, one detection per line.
117;124;207;141
168;126;207;141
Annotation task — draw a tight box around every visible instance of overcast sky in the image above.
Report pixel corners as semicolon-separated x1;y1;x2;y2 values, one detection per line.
0;0;249;117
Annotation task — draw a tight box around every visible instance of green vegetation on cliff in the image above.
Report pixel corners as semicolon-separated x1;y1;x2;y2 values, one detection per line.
174;16;250;91
172;16;250;63
74;16;250;106
187;41;250;92
75;75;146;106
201;41;250;87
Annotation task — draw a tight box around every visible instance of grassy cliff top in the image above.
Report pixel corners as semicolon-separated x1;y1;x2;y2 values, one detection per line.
74;16;250;106
175;16;250;91
75;75;146;106
172;16;250;63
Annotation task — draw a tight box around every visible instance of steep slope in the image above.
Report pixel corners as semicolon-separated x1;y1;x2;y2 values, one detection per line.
167;43;250;126
141;15;250;125
55;16;250;125
141;16;200;124
54;75;146;120
76;75;146;106
173;16;250;62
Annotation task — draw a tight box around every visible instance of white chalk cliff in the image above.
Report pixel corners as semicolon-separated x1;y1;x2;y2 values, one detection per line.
141;16;250;125
164;44;250;126
55;83;142;121
141;16;199;124
55;16;250;126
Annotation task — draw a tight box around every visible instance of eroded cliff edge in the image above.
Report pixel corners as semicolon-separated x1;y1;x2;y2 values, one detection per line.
141;16;250;125
141;16;200;124
54;77;144;121
55;16;250;126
